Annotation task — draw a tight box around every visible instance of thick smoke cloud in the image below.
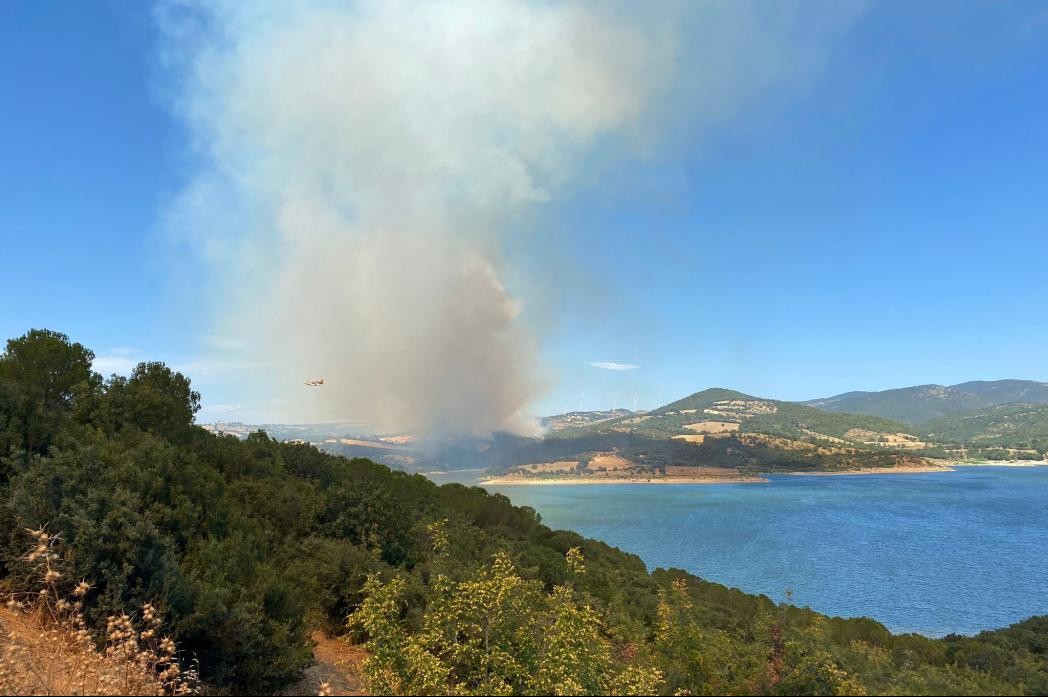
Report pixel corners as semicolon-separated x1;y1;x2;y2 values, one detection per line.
159;1;862;434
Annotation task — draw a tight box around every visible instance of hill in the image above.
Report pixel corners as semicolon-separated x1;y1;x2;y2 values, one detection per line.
648;388;922;443
922;403;1048;456
3;329;1048;695
486;388;940;480
804;380;1048;424
561;387;924;444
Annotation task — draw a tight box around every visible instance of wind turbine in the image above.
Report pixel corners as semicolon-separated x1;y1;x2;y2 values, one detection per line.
231;403;241;424
610;392;618;412
629;393;638;412
578;393;585;412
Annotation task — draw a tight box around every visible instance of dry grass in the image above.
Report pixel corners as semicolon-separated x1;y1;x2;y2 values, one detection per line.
800;429;849;445
710;399;778;415
516;461;578;473
0;606;178;696
740;433;820;452
843;429;931;449
671;434;706;444
587;453;633;471
0;530;198;696
683;421;740;435
284;632;368;696
378;434;415;445
664;466;745;478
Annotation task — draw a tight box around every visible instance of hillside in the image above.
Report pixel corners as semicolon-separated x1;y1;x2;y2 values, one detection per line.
922;403;1048;455
563;388;924;444
651;388;922;442
3;329;1048;695
805;380;1048;424
487;388;941;480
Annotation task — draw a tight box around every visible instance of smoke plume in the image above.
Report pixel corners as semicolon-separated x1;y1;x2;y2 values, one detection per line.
159;1;862;434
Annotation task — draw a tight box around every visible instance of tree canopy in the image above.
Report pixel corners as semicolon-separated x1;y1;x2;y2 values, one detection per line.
1;328;1046;694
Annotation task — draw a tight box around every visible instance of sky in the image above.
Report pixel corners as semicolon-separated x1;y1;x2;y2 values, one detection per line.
2;1;1048;426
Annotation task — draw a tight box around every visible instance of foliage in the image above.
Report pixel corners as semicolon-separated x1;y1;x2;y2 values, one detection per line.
351;549;662;696
806;381;1048;425
1;528;198;695
922;403;1048;456
0;329;99;461
101;362;200;442
1;329;1047;694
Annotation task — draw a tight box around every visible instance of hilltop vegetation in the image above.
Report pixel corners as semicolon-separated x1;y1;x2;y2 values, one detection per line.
799;381;1048;459
805;380;1048;424
3;329;1048;694
652;388;919;442
922;403;1048;454
554;388;922;445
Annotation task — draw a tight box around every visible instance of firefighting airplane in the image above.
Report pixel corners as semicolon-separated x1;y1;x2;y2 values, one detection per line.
304;378;325;387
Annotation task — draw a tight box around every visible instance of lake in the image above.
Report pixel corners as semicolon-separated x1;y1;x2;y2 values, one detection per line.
480;466;1048;636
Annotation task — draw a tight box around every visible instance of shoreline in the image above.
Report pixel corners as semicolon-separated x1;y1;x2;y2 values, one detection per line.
783;465;956;477
948;460;1047;468
421;467;489;475
481;475;768;486
481;461;1048;486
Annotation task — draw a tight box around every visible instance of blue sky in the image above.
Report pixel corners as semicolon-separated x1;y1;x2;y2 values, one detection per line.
2;2;1047;423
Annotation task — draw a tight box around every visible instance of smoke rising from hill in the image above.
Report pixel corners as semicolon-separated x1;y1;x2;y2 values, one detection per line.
159;1;861;433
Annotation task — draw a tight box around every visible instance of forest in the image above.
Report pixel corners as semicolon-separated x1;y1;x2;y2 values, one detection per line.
1;329;1047;694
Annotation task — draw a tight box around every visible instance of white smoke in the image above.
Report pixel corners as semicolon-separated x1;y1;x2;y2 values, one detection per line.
158;0;863;434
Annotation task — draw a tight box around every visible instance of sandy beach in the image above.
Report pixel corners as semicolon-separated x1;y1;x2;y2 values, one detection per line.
480;475;768;486
949;460;1048;467
481;461;1048;486
763;461;1047;477
785;465;956;476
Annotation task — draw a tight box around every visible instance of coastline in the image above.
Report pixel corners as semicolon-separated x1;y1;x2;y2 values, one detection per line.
481;475;768;486
784;465;955;477
481;461;1048;486
420;467;489;475
948;460;1048;468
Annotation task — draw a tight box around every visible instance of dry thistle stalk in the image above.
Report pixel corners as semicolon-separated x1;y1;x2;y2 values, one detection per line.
0;528;199;696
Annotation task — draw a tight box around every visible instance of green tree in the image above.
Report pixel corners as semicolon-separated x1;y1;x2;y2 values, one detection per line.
102;361;200;440
0;328;99;460
3;328;1048;695
351;549;662;696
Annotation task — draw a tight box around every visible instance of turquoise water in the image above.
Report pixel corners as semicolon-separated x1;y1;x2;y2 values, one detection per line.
483;467;1048;636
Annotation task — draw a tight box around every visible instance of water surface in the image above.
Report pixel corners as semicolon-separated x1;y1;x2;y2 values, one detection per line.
484;467;1048;636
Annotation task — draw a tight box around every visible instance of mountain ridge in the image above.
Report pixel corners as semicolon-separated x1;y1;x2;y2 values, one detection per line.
803;379;1048;424
487;386;941;480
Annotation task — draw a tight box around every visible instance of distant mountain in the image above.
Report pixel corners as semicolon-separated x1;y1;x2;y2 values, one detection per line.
953;380;1048;404
804;380;1048;424
631;387;921;444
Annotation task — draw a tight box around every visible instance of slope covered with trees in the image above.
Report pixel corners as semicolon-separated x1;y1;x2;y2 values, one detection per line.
2;329;1047;694
652;388;919;440
922;403;1048;454
556;388;920;444
804;380;1048;424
